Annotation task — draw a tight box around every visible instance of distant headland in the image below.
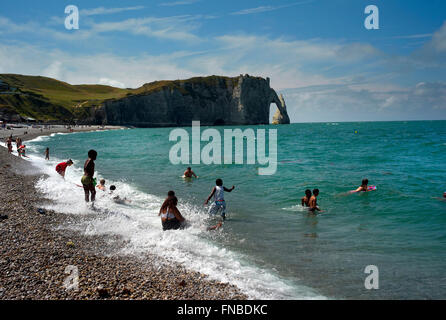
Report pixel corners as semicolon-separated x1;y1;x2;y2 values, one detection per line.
0;74;290;127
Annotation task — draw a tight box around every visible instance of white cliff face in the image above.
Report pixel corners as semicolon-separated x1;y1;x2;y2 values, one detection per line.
272;94;291;125
88;75;290;127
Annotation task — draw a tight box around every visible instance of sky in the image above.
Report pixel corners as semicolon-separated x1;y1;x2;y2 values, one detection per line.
0;0;445;122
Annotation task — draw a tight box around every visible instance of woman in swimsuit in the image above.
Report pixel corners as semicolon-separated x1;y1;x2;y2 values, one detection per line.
81;149;97;202
159;193;185;231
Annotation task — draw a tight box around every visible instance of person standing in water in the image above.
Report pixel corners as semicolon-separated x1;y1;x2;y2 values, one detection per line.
55;159;73;178
205;179;235;221
159;194;185;231
44;147;50;160
15;137;21;151
301;189;312;207
309;189;322;212
6;136;12;154
183;167;198;178
81;150;97;203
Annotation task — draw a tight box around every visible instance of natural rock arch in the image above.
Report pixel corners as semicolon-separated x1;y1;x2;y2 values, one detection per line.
270;92;290;124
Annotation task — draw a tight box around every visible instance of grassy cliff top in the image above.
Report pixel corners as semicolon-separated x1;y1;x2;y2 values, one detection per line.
0;74;241;106
0;74;250;121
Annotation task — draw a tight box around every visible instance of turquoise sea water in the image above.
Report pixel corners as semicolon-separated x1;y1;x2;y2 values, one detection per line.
27;121;446;299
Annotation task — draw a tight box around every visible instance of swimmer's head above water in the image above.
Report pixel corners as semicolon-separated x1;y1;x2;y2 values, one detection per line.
443;192;446;198
313;189;319;196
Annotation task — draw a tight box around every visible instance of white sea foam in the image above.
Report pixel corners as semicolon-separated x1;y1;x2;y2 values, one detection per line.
6;138;326;300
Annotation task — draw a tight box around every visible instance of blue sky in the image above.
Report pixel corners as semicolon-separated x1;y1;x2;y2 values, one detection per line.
0;0;445;122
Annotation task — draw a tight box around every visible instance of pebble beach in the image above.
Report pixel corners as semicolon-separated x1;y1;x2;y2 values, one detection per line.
0;125;246;300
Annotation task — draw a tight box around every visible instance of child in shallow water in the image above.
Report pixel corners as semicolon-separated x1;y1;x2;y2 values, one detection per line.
309;189;322;212
205;179;235;221
97;179;106;191
301;189;312;207
109;185;131;204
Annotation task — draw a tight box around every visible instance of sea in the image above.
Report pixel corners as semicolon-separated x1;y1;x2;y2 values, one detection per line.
19;120;446;299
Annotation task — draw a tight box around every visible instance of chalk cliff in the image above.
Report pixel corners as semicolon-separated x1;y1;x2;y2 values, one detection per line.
86;75;290;127
0;74;290;126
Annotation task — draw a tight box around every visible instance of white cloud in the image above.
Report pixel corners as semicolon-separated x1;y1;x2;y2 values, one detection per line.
0;14;202;43
1;15;445;122
98;78;126;88
80;6;145;16
231;1;313;15
282;82;446;122
42;61;63;79
0;43;198;88
159;0;200;7
89;15;203;42
392;33;432;39
427;21;446;52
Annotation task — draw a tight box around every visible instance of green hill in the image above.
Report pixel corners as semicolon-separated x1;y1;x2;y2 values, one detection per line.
0;74;240;122
0;74;131;122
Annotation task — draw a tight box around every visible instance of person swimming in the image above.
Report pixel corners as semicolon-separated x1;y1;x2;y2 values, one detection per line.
351;179;369;193
205;179;235;221
183;167;198;178
109;185;131;204
159;193;186;231
301;189;312;207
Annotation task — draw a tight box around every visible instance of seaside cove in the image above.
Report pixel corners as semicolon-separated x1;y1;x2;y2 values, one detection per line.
2;120;446;299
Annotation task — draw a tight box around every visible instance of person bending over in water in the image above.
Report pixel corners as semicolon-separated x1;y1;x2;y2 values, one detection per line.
183;167;198;178
17;145;27;157
351;179;369;193
97;179;106;191
205;179;235;221
309;189;322;213
301;189;312;207
81;150;97;203
55;159;73;178
159;194;185;231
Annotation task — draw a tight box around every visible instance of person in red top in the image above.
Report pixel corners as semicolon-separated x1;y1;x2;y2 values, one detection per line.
55;159;73;178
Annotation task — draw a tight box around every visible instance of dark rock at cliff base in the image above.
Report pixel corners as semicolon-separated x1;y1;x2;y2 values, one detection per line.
87;75;290;127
